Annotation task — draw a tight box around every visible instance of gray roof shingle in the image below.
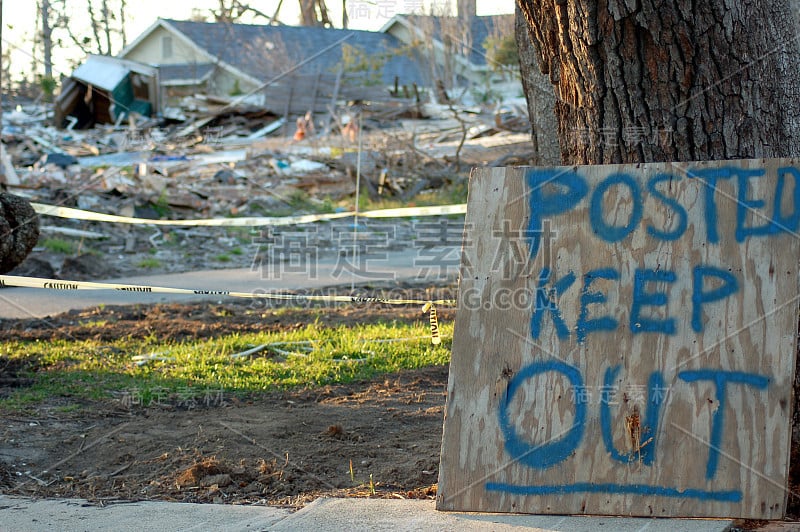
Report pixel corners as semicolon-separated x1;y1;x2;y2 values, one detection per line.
163;19;427;86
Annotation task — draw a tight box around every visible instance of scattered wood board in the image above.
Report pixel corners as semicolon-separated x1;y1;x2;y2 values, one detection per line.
437;160;800;519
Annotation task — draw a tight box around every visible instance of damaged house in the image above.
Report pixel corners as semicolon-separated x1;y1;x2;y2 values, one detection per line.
54;55;160;129
55;15;515;129
117;19;428;114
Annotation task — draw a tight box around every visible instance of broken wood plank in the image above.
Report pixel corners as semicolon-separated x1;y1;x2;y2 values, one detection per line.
39;226;108;239
172;116;216;139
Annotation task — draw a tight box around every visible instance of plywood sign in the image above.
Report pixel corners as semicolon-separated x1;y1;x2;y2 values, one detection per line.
437;160;800;519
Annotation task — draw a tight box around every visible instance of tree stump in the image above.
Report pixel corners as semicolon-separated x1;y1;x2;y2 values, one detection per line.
0;193;40;274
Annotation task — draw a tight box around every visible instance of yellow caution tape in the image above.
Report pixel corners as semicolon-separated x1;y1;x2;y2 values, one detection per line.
428;305;441;345
31;202;467;227
0;275;457;308
421;301;442;345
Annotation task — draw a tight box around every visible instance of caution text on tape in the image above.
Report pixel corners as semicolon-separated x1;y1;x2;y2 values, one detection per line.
0;274;456;306
1;275;454;343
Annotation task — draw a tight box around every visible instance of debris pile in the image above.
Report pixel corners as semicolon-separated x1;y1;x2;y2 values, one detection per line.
1;97;533;280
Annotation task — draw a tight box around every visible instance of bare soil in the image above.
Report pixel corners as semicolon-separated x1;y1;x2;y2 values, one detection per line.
0;300;452;508
1;301;798;531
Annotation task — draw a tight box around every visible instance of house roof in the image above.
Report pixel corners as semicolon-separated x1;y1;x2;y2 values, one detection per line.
72;54;157;91
382;14;513;67
159;19;426;86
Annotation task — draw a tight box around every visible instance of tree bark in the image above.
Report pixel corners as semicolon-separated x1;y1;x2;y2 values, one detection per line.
514;5;559;165
517;0;800;165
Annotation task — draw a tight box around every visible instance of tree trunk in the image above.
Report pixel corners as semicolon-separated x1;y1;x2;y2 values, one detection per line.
299;0;316;25
298;0;329;26
517;0;800;165
31;3;40;75
101;0;112;55
457;0;476;19
41;0;52;78
120;0;127;47
514;5;559;165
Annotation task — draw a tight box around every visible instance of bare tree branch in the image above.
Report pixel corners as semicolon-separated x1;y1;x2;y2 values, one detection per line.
86;0;104;54
119;0;127;47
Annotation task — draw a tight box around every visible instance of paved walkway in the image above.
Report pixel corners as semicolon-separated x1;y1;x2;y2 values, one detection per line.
0;495;735;532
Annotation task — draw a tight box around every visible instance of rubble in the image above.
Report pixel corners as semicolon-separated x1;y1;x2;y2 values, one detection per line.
1;95;533;280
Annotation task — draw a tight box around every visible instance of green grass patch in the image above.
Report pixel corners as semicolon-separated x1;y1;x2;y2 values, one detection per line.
360;181;468;212
150;190;172;218
79;319;109;328
42;238;76;254
136;257;162;269
0;319;452;413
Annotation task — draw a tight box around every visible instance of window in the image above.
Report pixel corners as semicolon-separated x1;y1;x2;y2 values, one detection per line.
162;36;173;59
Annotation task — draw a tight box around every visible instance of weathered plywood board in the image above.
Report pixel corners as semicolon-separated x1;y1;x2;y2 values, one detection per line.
437;160;800;519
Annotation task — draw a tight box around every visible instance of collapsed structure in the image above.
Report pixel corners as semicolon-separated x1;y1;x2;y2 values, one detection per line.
54;15;517;129
3;15;530;280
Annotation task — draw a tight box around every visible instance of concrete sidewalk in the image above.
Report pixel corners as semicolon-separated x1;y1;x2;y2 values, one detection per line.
0;495;735;531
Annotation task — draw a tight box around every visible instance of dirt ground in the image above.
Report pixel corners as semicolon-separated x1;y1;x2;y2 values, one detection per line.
0;300;453;508
2;300;800;531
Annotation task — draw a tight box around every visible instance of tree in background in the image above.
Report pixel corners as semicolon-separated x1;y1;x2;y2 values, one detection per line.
40;0;52;78
212;0;278;24
5;1;133;99
482;14;517;76
414;7;472;99
49;0;130;57
31;0;55;100
298;0;332;26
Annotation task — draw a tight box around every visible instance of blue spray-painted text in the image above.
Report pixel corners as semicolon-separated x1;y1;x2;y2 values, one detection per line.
531;264;739;341
492;359;770;501
526;166;800;258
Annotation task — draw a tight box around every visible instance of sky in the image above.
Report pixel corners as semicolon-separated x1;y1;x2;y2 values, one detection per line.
2;0;515;84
